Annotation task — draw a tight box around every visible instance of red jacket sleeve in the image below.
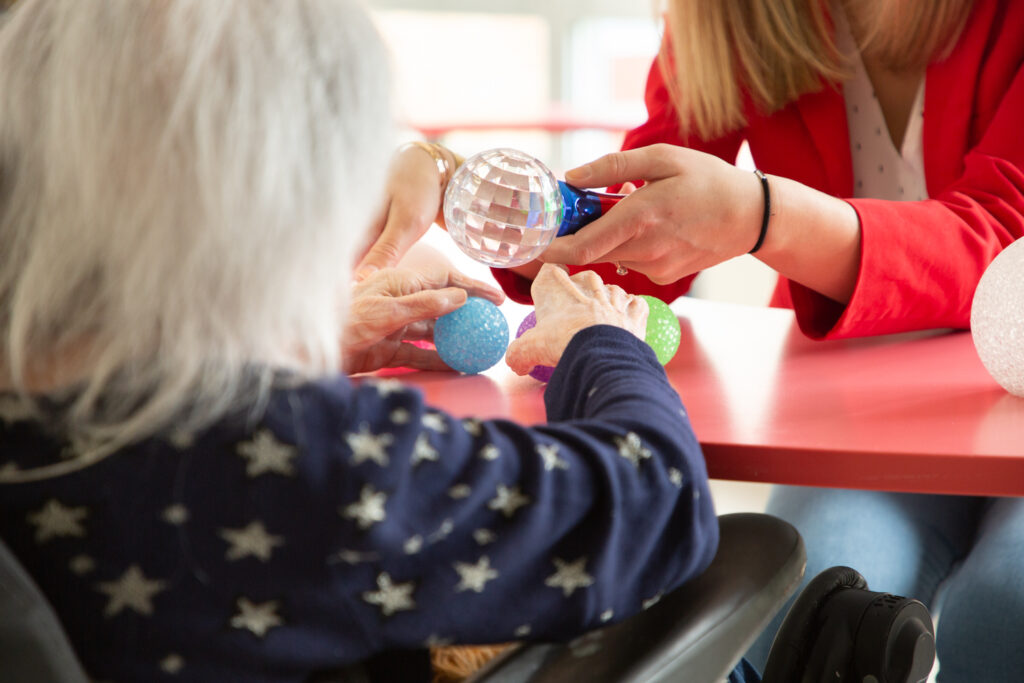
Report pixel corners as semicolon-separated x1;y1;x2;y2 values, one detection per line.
789;40;1024;338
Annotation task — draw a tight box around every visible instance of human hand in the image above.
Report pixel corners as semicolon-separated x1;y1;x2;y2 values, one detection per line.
354;142;460;282
343;261;504;375
505;264;648;375
541;144;764;284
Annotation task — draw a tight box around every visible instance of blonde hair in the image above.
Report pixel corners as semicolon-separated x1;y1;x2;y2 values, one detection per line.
661;0;973;140
0;0;393;477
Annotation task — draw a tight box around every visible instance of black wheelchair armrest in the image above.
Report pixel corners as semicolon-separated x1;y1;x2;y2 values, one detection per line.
469;512;806;683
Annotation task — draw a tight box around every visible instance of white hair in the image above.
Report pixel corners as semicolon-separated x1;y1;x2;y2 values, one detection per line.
0;0;393;474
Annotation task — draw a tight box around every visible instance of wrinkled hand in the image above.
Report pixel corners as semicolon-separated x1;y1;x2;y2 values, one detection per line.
343;264;505;375
505;264;648;375
540;144;764;284
354;144;458;281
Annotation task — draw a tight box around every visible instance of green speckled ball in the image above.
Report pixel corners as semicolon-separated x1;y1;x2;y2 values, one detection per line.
641;295;681;365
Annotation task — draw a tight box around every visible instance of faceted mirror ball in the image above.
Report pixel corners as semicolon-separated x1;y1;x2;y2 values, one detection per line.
434;297;510;375
443;148;564;268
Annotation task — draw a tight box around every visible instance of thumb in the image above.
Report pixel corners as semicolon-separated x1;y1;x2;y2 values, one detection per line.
390;287;468;326
505;329;557;376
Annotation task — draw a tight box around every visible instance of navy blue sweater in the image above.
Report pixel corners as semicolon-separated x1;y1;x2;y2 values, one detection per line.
0;325;717;682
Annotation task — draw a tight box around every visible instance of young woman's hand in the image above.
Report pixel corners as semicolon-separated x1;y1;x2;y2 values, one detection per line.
343;256;504;375
354;143;459;282
540;144;764;284
505;264;648;375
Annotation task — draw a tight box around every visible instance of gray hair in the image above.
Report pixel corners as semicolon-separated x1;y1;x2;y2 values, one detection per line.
0;0;393;475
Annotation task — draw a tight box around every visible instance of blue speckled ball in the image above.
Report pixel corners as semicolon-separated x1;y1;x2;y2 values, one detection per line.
434;297;509;374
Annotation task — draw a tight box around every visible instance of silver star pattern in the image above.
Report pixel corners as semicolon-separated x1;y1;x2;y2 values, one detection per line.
453;556;499;593
429;518;454;543
448;484;471;499
479;443;500;461
462;418;482;436
488;485;530;518
600;609;614;622
230;597;283;637
27;499;88;543
69;555;96;575
668;468;683;487
341;485;388;530
330;549;380;565
389;408;411;424
403;535;423;555
424;633;454;648
514;624;532;638
346;423;393;467
614;432;652;468
236;430;297;477
160;654;185;674
362;572;416;617
162;504;189;525
544;557;594;597
643;591;664;610
370;379;404;397
220;521;284;562
96;565;167;617
421;412;448;432
537;443;568;471
473;528;496;545
411;433;439;466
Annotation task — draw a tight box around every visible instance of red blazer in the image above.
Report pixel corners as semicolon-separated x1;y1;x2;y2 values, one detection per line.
494;0;1024;339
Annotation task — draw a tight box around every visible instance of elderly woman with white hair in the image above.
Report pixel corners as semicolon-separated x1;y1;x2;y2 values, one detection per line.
0;1;735;682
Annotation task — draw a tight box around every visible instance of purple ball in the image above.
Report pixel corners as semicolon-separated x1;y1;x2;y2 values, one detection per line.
515;310;555;383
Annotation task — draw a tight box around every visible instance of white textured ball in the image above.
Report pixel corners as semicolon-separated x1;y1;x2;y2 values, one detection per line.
971;238;1024;396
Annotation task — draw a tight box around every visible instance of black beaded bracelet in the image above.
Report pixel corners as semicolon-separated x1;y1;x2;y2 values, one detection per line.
750;169;770;254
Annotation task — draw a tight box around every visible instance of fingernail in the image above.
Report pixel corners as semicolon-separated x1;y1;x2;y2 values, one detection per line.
354;265;377;282
565;166;591;182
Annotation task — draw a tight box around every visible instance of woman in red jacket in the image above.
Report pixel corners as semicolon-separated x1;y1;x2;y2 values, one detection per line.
361;1;1024;679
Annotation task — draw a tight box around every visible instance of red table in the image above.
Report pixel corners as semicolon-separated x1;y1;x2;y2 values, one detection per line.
396;297;1024;497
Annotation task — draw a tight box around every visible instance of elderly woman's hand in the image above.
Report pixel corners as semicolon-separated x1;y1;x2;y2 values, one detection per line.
505;264;648;376
354;142;460;282
343;259;504;375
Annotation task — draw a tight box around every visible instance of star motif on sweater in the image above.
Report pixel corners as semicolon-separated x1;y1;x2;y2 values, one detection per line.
448;484;471;499
160;654;185;674
488;485;530;518
220;521;284;562
389;408;411;424
473;528;496;545
236;429;297;477
341;485;388;529
96;565;167;617
362;572;416;617
478;443;500;461
411;433;439;466
668;468;683;487
614;432;652;468
544;557;594;597
346;423;393;467
69;554;96;575
537;443;568;471
27;498;88;543
230;597;283;637
370;379;404;397
162;504;190;525
462;418;482;436
454;556;499;593
421;412;447;432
